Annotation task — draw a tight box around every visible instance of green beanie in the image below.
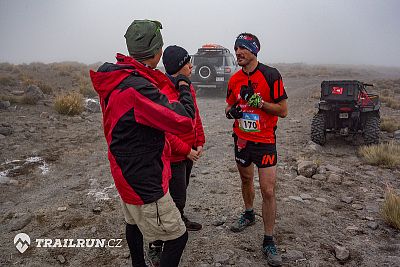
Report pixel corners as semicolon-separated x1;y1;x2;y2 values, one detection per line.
124;19;163;61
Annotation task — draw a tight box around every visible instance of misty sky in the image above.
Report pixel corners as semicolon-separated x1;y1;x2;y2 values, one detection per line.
0;0;399;66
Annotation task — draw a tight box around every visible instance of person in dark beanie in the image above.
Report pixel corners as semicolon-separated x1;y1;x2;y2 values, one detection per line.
225;32;288;267
161;45;205;232
90;19;195;267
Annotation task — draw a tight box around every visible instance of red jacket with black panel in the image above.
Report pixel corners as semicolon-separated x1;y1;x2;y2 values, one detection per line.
90;54;194;205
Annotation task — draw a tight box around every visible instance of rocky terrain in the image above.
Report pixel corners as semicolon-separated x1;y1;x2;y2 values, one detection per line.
0;63;399;266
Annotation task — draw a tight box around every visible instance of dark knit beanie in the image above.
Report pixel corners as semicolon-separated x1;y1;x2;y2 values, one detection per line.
162;45;191;75
124;20;163;61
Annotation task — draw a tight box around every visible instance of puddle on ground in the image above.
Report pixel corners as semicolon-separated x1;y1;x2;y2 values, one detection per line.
0;156;50;179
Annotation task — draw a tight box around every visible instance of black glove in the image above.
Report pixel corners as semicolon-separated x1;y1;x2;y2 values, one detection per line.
240;85;254;101
175;74;191;91
226;104;243;119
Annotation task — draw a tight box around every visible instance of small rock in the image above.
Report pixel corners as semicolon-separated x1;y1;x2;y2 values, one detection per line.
213;252;230;264
0;126;13;136
341;196;354;204
346;225;360;232
315;198;327;203
212;216;227;226
307;141;322;152
394;130;400;140
365;204;380;213
351;204;363;210
228;166;237;173
9;179;19;185
0;101;11;110
365;216;374;221
312;174;326;181
85;99;101;113
40;112;50;119
300;193;313;200
327;173;342;184
297;160;318;178
283;249;305;261
325;164;343;173
62;222;71;230
0;134;5;139
57;206;67;212
334;245;350;262
190;173;196;177
10;214;33;231
294;175;312;184
237;257;252;264
201;170;210;175
91;226;97;233
24;85;44;103
0;176;11;184
72;116;83;123
289;196;304;202
367;221;378;230
57;255;66;264
93;207;102;213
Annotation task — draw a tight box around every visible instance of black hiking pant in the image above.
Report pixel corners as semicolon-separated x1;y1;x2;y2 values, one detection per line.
169;159;193;217
126;223;188;267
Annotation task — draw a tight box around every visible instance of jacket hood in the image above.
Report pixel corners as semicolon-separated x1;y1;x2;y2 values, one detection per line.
90;53;162;100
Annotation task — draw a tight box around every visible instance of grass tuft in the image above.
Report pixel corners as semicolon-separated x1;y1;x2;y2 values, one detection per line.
359;142;400;168
54;91;84;116
381;186;400;230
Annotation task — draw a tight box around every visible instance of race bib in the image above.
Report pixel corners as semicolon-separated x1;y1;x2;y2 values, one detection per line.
239;113;260;132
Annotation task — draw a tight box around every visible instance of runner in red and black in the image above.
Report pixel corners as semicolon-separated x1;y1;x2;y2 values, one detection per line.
225;32;288;267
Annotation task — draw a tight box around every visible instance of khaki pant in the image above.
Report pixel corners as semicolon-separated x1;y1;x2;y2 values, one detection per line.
120;191;186;242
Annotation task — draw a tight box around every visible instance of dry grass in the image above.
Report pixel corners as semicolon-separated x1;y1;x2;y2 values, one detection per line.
310;89;320;99
380;89;392;97
381;187;400;230
359;142;400;168
36;81;53;95
78;77;96;97
21;94;39;105
54;91;84;116
380;96;400;110
0;94;23;104
0;75;17;86
381;117;400;133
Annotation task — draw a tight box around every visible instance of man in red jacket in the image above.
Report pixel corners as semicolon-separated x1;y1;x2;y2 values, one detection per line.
162;45;206;231
90;20;195;267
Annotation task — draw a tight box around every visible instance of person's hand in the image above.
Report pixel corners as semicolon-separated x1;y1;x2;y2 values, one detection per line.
240;85;254;101
187;149;200;161
196;146;204;157
226;104;243;119
175;74;191;91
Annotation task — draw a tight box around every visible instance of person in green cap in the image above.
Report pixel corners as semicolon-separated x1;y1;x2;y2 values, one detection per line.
90;19;195;267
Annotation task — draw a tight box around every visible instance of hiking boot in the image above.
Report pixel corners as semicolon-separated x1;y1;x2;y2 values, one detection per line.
262;243;282;267
182;216;202;231
230;211;255;232
147;242;162;267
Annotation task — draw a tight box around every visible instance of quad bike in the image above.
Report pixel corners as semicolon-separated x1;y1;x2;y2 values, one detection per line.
311;80;380;145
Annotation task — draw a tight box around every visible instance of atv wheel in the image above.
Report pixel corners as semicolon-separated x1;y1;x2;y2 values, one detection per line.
311;112;327;145
363;114;380;145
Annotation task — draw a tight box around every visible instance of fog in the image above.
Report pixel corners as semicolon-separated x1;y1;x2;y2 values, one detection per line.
0;0;399;66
